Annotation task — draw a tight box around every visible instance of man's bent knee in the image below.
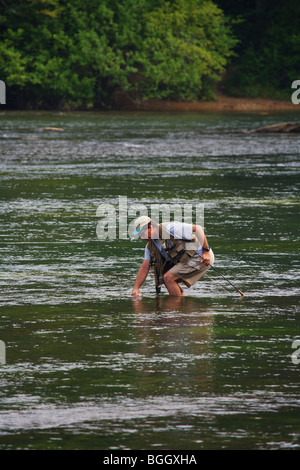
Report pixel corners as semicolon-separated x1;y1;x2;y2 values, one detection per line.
164;271;176;284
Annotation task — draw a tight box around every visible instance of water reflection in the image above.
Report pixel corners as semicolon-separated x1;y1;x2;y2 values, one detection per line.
131;293;213;314
130;295;215;395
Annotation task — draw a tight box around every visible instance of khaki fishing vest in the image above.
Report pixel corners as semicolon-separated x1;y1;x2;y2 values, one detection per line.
147;222;201;281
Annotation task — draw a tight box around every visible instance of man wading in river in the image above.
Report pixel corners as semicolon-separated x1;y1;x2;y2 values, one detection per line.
131;216;214;297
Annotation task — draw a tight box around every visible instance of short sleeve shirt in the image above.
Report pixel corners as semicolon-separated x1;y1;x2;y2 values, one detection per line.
144;222;202;260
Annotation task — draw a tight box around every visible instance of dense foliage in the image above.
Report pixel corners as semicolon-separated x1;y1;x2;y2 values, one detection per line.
216;0;300;99
0;0;236;108
1;0;297;107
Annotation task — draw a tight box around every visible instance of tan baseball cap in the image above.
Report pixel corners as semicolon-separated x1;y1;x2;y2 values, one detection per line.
132;216;151;237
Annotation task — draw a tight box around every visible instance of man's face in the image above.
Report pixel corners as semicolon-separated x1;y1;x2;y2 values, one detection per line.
140;224;159;240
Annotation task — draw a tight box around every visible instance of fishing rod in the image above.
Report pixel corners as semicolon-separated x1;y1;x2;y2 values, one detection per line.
209;264;245;297
153;262;161;294
205;271;232;295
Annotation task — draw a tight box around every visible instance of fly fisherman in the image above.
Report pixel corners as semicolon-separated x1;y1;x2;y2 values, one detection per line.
131;216;214;297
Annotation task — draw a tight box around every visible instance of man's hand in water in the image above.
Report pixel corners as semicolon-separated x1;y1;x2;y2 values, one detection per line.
131;287;142;296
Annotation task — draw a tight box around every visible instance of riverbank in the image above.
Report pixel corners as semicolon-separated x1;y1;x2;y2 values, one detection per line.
112;92;299;112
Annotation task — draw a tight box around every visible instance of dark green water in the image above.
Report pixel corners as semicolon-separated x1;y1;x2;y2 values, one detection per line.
0;110;299;450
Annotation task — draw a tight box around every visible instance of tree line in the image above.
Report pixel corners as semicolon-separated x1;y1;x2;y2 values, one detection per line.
0;0;298;109
216;0;300;100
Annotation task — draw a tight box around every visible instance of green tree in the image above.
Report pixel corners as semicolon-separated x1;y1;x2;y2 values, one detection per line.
216;0;300;98
0;0;237;108
128;0;237;100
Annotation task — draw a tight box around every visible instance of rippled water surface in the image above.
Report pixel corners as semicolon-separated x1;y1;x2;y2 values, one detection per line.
0;110;299;449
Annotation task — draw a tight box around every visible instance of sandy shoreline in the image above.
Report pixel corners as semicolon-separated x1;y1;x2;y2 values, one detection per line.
113;93;300;112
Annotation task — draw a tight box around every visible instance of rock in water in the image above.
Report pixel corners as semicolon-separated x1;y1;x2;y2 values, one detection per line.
248;122;300;133
39;127;64;131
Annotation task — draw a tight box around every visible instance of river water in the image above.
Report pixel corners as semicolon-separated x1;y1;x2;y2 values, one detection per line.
0;110;299;450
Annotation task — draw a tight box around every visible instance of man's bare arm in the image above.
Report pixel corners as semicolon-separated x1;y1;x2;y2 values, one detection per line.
131;259;150;296
192;224;211;266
